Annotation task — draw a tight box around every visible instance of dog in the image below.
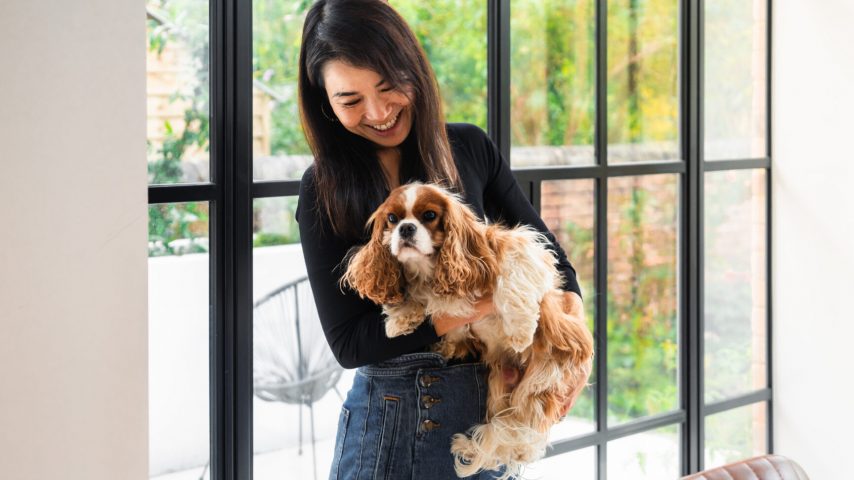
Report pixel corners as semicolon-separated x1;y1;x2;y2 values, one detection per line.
341;181;594;479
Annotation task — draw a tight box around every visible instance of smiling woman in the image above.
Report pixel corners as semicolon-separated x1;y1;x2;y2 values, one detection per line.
294;2;586;479
298;0;462;241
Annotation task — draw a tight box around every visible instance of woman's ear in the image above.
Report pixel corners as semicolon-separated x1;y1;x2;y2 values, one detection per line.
341;210;404;305
433;199;498;297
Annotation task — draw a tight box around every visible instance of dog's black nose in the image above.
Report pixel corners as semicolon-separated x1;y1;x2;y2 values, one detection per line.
399;223;417;239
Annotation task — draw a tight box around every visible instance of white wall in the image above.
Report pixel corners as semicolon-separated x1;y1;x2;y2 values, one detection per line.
0;1;148;479
773;1;854;478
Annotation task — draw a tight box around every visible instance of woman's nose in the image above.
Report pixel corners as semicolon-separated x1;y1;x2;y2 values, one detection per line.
363;96;392;121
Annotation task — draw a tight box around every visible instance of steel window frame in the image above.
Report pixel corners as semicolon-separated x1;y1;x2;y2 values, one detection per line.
146;0;773;478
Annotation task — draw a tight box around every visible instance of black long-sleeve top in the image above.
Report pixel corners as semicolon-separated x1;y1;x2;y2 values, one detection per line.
296;123;582;369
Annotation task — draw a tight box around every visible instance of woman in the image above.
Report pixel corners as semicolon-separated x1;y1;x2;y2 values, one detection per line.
295;1;585;478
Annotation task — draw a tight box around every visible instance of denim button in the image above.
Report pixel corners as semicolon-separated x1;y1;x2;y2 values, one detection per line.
421;419;440;432
421;394;441;409
419;374;440;387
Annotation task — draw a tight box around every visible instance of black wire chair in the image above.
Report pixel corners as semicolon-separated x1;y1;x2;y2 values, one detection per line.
253;276;344;480
198;276;344;480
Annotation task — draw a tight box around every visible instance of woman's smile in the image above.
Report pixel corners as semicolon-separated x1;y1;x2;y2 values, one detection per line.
364;108;406;138
367;110;400;132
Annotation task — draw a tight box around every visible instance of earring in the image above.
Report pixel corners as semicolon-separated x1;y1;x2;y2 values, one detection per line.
320;102;338;122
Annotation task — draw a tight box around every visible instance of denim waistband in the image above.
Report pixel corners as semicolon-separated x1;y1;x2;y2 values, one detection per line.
358;352;481;377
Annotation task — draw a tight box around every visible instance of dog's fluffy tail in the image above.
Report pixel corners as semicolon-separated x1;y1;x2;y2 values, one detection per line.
527;290;595;427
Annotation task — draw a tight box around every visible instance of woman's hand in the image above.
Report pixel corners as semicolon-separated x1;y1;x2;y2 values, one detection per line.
432;294;495;336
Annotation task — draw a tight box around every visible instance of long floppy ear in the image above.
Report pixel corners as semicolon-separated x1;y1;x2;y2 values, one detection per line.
535;290;594;365
433;196;498;297
340;210;404;305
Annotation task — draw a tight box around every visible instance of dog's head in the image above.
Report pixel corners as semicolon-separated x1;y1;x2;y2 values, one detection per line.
341;182;498;304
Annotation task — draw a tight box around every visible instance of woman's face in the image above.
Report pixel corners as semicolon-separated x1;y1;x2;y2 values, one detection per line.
321;60;414;149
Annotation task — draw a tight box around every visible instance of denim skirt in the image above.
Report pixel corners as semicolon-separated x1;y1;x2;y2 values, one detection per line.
329;352;507;480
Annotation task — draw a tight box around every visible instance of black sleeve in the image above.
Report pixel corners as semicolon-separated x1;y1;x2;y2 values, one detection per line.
295;167;441;369
471;127;583;299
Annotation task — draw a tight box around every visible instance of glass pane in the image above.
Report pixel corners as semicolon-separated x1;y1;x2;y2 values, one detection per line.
251;197;352;479
394;1;488;129
252;0;313;182
705;402;768;469
510;0;596;167
704;0;767;161
146;0;210;185
542;179;596;438
527;447;596;479
608;424;680;478
704;170;767;403
607;175;679;425
607;0;680;164
148;202;211;480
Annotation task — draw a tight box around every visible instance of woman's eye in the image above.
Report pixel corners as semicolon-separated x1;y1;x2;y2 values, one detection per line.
422;211;437;222
342;99;360;107
387;213;398;224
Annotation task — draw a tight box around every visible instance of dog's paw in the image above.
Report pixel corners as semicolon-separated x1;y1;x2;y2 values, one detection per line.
385;319;416;338
510;442;542;464
451;434;481;477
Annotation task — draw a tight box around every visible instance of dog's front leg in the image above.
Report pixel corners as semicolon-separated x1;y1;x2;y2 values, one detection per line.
382;301;427;338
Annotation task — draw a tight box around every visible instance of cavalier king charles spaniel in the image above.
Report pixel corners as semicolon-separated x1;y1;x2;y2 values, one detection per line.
341;182;594;479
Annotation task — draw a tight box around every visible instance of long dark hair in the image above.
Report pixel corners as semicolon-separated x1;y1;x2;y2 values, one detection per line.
298;0;461;241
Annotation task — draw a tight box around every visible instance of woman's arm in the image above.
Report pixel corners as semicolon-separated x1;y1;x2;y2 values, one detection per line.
474;127;583;300
296;167;440;368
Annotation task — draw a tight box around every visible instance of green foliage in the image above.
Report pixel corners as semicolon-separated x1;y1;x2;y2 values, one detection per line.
148;105;210;184
558;181;679;425
511;0;596;147
607;0;679;147
253;232;299;247
390;1;489;129
606;182;679;422
148;202;209;256
253;0;312;156
252;197;302;247
147;0;212;256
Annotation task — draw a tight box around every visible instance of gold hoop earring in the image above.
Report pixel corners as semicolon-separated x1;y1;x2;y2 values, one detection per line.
320;102;338;122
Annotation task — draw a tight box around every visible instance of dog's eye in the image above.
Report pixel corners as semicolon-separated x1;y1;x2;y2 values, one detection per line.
387;213;399;224
422;210;437;222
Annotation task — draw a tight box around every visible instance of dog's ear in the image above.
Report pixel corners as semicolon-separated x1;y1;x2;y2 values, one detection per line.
433;198;498;297
340;209;404;305
536;290;594;366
